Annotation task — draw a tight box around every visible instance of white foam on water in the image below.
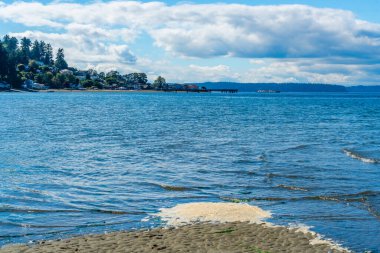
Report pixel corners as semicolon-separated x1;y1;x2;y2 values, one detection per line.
156;202;271;226
343;149;378;164
289;224;351;252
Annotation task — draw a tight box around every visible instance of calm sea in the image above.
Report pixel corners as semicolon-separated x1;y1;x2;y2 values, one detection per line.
0;92;379;252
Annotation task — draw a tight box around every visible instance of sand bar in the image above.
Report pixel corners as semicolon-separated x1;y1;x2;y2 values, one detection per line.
0;222;350;253
0;202;350;253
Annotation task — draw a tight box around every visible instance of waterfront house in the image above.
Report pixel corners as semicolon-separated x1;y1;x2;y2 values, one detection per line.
22;79;49;90
168;84;185;90
75;71;87;81
184;84;199;90
31;83;49;90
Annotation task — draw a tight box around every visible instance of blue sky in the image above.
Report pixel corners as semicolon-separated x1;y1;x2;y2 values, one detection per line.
1;0;380;84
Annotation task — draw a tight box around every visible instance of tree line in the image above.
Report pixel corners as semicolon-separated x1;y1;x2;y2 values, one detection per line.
0;35;166;90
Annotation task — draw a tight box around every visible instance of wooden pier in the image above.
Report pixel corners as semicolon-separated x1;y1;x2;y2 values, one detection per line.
208;89;238;93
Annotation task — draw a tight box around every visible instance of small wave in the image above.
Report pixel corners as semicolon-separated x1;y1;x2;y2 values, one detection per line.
159;184;192;192
266;173;316;180
0;208;81;213
365;203;380;219
0;207;144;215
221;191;379;203
283;144;309;151
221;196;288;202
257;153;267;162
147;182;193;191
233;159;258;164
343;149;379;164
276;184;309;192
91;209;145;215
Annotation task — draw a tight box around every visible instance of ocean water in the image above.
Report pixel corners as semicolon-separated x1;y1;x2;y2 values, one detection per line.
0;91;379;252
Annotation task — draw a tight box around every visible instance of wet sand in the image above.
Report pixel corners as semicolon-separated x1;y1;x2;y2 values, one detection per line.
0;203;349;253
0;222;348;253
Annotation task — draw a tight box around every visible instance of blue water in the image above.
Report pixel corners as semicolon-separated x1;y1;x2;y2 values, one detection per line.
0;92;380;252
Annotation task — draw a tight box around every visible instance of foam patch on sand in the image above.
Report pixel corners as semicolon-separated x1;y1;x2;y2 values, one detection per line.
156;202;271;226
155;202;350;252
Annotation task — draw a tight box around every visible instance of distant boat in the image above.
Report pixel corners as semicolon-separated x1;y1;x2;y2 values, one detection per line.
257;90;280;93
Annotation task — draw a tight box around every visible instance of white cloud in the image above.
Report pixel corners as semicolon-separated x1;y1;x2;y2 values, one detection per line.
2;1;380;84
243;59;380;84
2;2;380;59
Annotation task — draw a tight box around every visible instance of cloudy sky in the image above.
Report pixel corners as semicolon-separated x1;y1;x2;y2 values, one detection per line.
1;0;380;84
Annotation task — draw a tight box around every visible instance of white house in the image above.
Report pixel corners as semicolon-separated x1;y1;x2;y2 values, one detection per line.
32;83;49;90
60;69;74;76
22;79;49;90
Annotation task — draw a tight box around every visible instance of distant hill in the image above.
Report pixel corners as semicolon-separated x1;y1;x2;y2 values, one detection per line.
198;82;380;92
199;82;347;92
346;86;380;92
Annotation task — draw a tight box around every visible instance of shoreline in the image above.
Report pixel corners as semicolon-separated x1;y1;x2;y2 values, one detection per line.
0;89;214;93
0;203;350;253
0;89;177;93
0;222;349;253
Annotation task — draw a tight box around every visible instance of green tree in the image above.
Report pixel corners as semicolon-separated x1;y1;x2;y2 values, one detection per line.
19;37;31;64
0;42;8;81
105;70;121;86
42;72;54;86
39;41;46;62
81;79;94;88
2;37;22;88
54;48;68;70
44;43;54;65
2;35;18;54
66;73;77;84
125;73;148;85
34;73;44;83
153;76;166;90
28;60;39;72
30;40;41;60
52;73;66;88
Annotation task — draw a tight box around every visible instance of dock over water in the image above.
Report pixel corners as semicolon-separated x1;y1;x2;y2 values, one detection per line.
208;89;238;93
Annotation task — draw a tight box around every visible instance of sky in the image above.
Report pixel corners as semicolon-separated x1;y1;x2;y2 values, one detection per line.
1;0;380;84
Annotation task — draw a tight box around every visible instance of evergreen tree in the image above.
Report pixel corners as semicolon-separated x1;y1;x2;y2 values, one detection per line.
30;40;40;60
2;35;18;54
2;35;10;47
1;36;21;87
39;41;46;62
20;37;31;64
0;41;8;80
44;44;54;65
54;48;68;70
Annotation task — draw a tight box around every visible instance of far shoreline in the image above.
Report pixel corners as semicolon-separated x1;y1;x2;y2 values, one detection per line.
0;89;214;93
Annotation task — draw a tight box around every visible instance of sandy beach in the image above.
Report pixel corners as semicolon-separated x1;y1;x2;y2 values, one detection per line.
0;222;348;253
0;203;349;253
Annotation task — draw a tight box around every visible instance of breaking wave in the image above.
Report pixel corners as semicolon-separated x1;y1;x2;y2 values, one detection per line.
343;149;379;164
